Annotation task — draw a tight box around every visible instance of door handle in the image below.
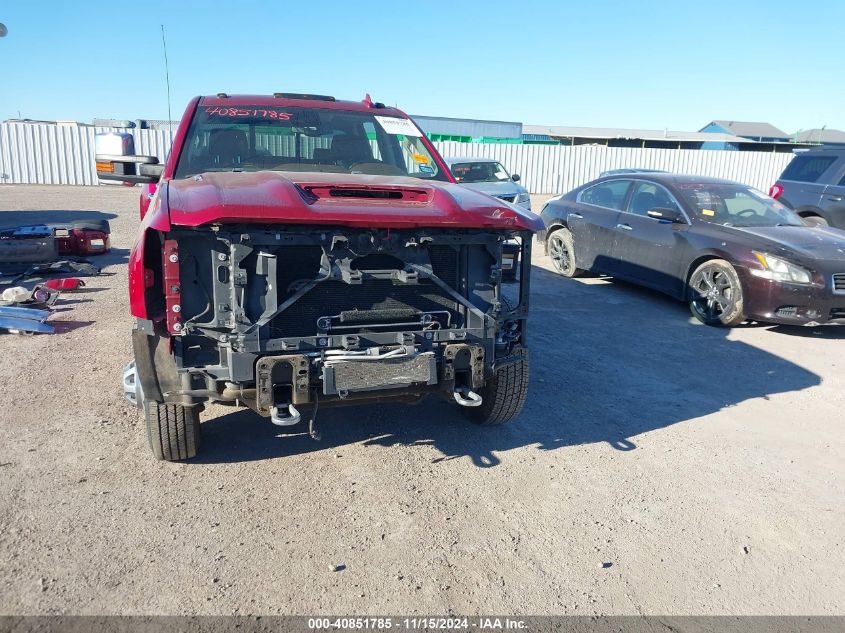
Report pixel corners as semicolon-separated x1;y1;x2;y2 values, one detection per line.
568;212;584;219
828;196;842;202
616;223;633;231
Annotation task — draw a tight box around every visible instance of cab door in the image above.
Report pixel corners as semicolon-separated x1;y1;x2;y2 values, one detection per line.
609;180;693;297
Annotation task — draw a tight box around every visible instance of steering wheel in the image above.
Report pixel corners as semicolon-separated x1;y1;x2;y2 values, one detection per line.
736;209;758;218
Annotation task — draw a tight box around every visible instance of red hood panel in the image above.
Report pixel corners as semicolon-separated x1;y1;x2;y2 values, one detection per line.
165;171;543;231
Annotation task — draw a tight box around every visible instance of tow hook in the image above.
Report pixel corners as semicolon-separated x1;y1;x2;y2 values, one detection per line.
122;360;143;408
270;403;301;426
453;388;482;407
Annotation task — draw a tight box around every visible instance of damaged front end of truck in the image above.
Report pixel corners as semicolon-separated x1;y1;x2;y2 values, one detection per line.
158;222;530;416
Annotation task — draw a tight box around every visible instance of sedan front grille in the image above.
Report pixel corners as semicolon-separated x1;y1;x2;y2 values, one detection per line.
833;273;845;294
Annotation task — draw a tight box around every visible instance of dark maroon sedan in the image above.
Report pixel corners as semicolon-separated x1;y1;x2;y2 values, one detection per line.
539;173;845;326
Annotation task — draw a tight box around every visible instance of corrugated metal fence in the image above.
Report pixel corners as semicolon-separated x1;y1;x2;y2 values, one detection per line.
0;121;793;194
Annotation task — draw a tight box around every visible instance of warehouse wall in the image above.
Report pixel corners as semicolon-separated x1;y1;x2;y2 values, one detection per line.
0;122;792;194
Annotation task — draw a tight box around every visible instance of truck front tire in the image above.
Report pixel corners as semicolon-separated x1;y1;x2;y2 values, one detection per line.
145;401;201;461
467;347;529;426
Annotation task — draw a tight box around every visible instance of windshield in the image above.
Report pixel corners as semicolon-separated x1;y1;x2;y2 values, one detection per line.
451;161;511;184
173;106;448;181
676;183;805;227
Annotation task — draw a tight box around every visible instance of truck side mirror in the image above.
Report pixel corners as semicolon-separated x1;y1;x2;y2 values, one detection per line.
96;154;163;184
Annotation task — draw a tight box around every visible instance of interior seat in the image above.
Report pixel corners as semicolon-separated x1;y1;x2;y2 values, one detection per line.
208;128;249;167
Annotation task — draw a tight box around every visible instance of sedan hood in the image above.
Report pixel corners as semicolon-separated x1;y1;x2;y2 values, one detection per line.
165;171;543;232
459;181;527;198
729;225;845;261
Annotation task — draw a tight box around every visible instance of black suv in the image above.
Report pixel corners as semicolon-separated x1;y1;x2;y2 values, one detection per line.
770;148;845;228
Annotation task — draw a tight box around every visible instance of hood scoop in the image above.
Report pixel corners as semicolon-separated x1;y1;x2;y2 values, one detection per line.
300;184;431;203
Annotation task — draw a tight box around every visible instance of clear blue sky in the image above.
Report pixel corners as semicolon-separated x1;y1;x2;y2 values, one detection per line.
2;1;843;133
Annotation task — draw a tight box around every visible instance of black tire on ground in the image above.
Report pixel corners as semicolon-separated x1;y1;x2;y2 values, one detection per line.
467;347;529;426
688;259;746;327
547;228;582;277
801;214;829;228
145;401;201;461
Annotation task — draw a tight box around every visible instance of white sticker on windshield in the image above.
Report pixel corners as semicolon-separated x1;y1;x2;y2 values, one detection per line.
374;115;423;137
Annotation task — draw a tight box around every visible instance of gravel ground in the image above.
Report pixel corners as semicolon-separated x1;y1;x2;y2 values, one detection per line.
0;185;843;616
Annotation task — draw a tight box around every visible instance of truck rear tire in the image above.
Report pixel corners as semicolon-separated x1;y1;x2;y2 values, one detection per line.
467;347;529;426
145;401;201;461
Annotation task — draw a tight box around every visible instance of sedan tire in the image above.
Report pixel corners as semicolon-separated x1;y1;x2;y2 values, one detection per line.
688;259;745;327
547;228;582;278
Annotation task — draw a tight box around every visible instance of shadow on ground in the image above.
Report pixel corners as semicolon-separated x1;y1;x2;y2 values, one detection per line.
192;264;821;466
0;209;117;229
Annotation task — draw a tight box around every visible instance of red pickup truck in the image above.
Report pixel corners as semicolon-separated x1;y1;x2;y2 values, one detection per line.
98;93;542;461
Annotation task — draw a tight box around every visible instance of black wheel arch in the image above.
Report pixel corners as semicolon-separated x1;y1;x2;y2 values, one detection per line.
794;206;830;223
543;222;568;254
132;329;197;406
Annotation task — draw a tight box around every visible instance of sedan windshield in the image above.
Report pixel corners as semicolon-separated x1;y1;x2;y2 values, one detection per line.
451;161;511;183
174;106;448;181
676;183;805;227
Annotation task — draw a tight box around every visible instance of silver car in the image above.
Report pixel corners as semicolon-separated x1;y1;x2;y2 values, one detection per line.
444;157;531;211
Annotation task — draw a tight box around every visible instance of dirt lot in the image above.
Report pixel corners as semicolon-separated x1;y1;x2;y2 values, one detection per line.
0;185;843;616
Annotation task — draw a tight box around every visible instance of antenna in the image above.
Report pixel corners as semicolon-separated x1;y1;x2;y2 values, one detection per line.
161;24;173;137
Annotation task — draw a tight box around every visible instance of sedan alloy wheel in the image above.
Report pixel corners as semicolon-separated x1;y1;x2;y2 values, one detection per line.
548;229;581;278
689;259;745;327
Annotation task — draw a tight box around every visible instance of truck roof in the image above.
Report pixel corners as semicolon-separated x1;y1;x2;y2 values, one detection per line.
199;94;405;115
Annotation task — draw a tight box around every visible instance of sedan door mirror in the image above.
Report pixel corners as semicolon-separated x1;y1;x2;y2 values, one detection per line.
647;207;686;223
511;174;521;182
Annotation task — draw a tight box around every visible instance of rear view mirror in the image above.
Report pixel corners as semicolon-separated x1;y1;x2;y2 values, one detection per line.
96;154;163;184
94;131;163;185
647;207;686;223
511;174;521;182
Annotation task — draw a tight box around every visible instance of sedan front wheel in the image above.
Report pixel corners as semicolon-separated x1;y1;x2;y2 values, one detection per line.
688;259;745;327
548;228;582;278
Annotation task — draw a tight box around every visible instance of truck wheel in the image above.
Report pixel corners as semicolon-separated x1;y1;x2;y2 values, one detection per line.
145;401;201;461
467;347;529;426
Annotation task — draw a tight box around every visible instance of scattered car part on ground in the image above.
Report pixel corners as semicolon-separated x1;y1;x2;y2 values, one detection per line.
100;93;543;461
0;225;58;265
539;172;845;327
0;259;101;284
52;220;111;256
0;305;54;335
122;360;143;408
0;220;111;265
0;285;60;309
44;278;86;291
770;147;845;228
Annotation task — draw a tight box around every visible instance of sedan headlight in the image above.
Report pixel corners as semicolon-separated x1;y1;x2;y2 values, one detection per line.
516;193;531;204
750;252;813;284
